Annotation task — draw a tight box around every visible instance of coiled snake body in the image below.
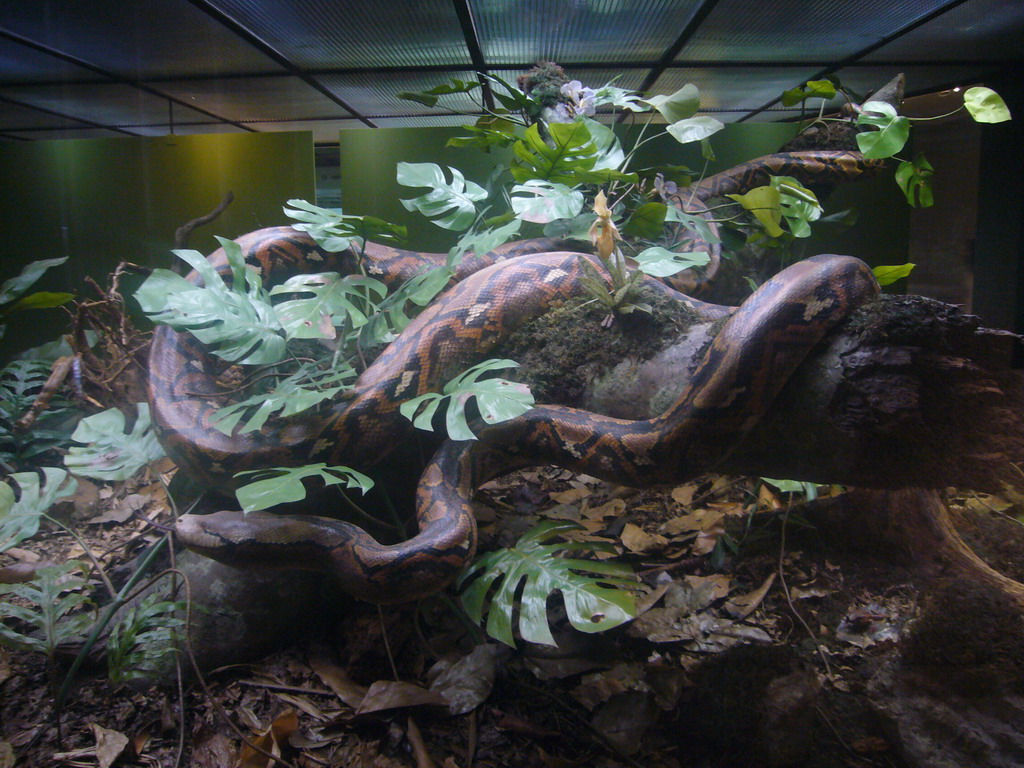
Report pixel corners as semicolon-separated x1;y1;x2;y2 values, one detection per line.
156;150;881;602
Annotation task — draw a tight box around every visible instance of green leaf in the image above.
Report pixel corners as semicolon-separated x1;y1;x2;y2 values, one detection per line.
0;257;68;307
855;101;910;159
359;266;454;346
480;73;542;116
0;560;94;658
780;79;837;107
458;520;639;647
642;84;700;124
5;291;75;314
399;359;534;441
284;200;406;250
64;403;166;481
543;212;597;241
235;463;374;512
895;154;934;208
666;116;725;145
446;118;520;150
107;595;185;685
963;86;1011;124
872;263;915;286
398;163;488;231
139;241;287;365
271;272;387;338
449;219;523;265
579;117;625;171
634;247;711;278
509;180;585;224
0;468;77;553
762;477;820;501
622;202;668;240
396;78;480;107
726;186;784;238
510;122;597;185
592;83;649;112
211;365;356;435
771;176;822;238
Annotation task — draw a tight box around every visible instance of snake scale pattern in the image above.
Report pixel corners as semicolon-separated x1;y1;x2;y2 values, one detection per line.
154;150;881;602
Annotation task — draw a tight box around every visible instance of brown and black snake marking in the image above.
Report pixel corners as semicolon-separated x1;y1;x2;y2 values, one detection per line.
159;151;882;603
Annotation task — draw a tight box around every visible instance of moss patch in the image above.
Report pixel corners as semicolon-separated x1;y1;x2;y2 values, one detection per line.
495;284;698;406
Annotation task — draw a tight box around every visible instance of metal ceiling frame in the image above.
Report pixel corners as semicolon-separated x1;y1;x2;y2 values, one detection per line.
0;0;1017;140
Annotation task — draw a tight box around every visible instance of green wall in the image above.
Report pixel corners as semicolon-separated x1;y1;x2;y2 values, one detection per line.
0;131;315;358
338;123;908;267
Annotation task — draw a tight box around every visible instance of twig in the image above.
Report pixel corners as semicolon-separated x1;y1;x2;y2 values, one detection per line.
174;192;234;251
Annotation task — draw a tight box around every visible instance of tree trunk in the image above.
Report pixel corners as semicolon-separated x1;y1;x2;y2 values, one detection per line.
568;293;1023;493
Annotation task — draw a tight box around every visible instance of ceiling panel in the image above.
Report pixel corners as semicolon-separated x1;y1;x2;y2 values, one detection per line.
0;98;95;130
473;0;705;65
863;0;1024;62
0;83;218;130
157;76;354;122
0;36;103;85
319;71;480;118
204;0;473;69
0;0;285;79
653;67;822;117
2;127;131;141
676;0;953;62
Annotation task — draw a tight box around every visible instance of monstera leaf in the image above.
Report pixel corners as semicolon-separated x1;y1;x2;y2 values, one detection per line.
284;199;406;251
459;520;640;647
234;464;374;512
510;122;598;184
359;266;455;347
510;180;585;224
271;272;388;339
856;101;911;160
398;163;488;231
64;404;166;481
136;238;286;365
211;364;356;435
0;468;77;553
634;247;711;278
399;359;534;441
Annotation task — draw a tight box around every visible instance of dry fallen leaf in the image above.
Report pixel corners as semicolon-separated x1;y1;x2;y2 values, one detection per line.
549;488;591;504
723;572;776;620
620;522;669;554
670;484;697;506
91;723;130;768
238;709;299;768
354;681;447;716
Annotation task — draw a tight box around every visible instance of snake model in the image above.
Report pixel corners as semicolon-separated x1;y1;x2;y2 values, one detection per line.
155;150;881;602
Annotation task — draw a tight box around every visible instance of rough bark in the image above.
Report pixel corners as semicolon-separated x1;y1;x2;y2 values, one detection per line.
573;293;1022;493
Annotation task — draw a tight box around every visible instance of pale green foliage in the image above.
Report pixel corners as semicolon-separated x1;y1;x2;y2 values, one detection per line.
0;468;77;552
136;238;287;365
271;272;388;338
781;79;837;107
762;477;820;501
963;86;1011;124
106;596;185;685
398;163;488;231
855;101;911;160
509;180;585;224
0;561;94;659
64;404;166;481
458;520;639;647
0;359;80;469
399;359;534;441
211;364;356;436
634;247;711;277
235;463;374;512
284;199;407;252
872;263;916;286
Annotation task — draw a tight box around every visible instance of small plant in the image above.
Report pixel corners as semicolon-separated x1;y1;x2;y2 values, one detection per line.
458;520;640;647
0;561;95;687
106;595;185;686
0;359;80;472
